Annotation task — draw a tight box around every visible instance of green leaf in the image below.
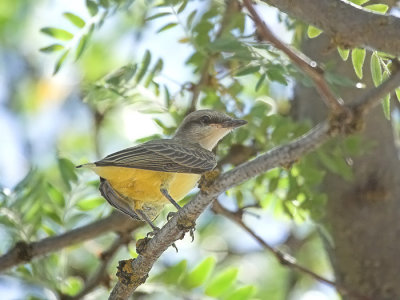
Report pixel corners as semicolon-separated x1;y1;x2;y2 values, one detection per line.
75;34;89;60
255;73;267;91
395;88;400;102
47;183;65;207
77;197;104;211
135;50;151;83
225;285;256;300
63;12;86;28
351;48;366;79
145;58;163;87
182;257;216;290
40;27;74;41
178;0;188;13
349;0;369;5
235;65;260;77
205;268;238;297
337;47;350;61
382;93;390;120
39;44;65;53
307;25;322;38
157;22;178;33
58;158;78;189
364;4;389;13
86;0;99;16
146;12;170;21
53;50;69;75
60;276;84;296
186;10;197;28
370;52;382;87
152;260;187;285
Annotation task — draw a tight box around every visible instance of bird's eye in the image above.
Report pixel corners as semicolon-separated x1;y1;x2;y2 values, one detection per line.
200;115;211;124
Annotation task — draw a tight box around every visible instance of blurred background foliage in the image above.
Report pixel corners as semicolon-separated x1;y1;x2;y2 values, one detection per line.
0;0;365;299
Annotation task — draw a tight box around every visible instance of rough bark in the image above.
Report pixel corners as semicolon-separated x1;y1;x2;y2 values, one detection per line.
294;34;400;299
262;0;400;56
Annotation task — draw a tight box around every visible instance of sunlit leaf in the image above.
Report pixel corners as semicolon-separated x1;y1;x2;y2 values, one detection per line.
152;260;187;285
382;94;390;120
225;285;256;300
351;48;366;79
307;25;322;38
40;27;74;41
53;50;69;75
182;257;216;290
63;12;86;28
349;0;369;4
205;268;238;297
77;197;104;211
395;88;400;102
370;52;382;87
364;4;389;13
39;44;65;53
337;47;350;61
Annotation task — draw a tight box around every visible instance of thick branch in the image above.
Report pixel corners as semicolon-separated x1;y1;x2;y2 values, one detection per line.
262;0;400;56
0;211;142;271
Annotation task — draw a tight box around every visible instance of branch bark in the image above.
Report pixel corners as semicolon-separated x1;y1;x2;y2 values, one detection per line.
108;2;400;298
108;69;400;299
262;0;400;56
0;211;142;271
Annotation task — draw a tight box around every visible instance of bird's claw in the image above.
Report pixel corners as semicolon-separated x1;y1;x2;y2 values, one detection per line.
167;211;177;221
146;226;161;238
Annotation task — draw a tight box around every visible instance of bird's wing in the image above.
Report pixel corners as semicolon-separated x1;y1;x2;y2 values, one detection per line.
94;139;216;174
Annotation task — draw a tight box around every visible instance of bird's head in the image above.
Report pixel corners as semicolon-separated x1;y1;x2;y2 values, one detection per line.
174;110;247;150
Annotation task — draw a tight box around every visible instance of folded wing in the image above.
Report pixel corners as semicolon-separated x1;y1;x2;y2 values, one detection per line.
94;139;216;174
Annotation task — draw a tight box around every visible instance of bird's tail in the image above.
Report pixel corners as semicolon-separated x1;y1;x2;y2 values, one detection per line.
76;163;96;169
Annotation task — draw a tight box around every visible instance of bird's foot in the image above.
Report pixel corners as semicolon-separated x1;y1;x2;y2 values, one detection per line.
177;215;196;242
198;169;221;193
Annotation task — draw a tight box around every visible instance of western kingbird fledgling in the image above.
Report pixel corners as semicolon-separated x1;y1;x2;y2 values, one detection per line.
77;110;247;230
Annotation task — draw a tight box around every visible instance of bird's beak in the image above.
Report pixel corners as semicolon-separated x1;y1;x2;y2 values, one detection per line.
221;119;247;128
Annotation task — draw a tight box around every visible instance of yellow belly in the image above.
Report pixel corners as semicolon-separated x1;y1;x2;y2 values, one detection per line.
90;166;200;204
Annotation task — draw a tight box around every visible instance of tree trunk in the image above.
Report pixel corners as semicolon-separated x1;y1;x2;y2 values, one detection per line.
294;34;400;299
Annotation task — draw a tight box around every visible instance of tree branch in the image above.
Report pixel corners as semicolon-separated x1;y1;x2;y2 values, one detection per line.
0;211;142;272
107;3;400;296
244;0;346;113
67;233;132;300
262;0;400;56
211;201;371;300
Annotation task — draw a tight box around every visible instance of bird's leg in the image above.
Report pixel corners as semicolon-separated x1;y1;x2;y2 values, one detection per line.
135;210;160;235
160;188;181;210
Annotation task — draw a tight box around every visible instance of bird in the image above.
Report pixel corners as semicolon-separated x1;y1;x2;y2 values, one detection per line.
77;110;247;230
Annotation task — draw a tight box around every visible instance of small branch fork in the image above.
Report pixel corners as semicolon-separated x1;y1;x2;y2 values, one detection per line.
108;2;400;299
243;0;345;114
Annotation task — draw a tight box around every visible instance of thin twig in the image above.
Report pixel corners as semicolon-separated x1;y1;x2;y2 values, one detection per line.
242;0;345;113
211;201;371;300
0;211;142;272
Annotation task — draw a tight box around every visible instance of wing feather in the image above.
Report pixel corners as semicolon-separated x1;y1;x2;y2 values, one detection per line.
94;139;216;174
